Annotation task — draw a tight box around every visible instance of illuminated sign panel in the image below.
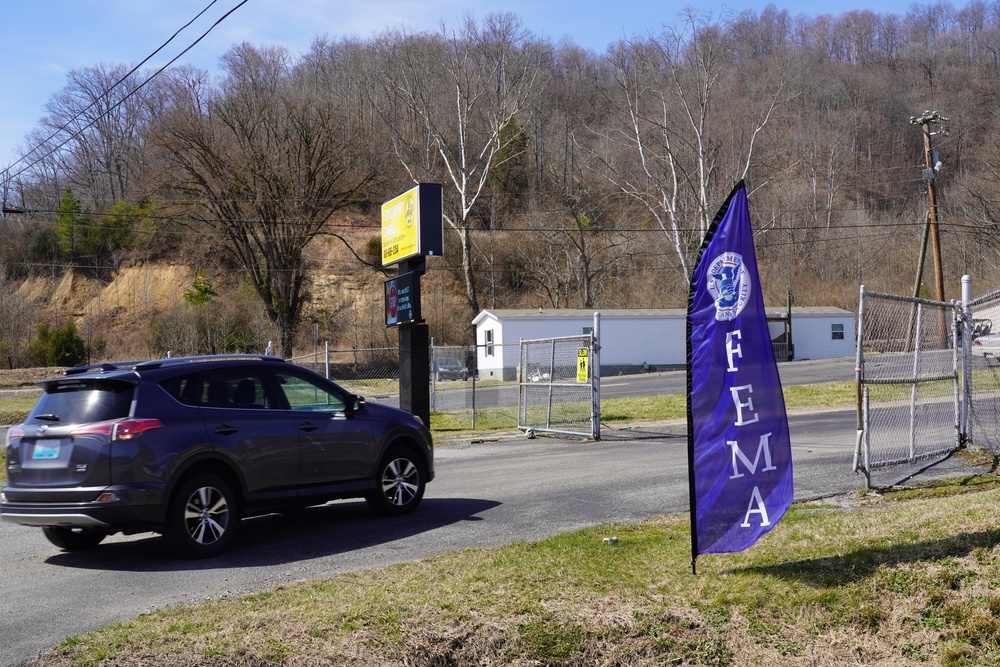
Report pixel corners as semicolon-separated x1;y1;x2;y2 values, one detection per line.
384;272;419;327
380;183;443;266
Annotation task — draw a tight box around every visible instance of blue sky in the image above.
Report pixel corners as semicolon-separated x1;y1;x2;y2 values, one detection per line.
0;0;926;174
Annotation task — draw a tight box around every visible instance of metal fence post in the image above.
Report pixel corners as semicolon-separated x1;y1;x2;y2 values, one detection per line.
961;275;972;446
518;338;525;429
430;337;436;412
862;387;871;489
546;339;557;430
592;311;601;441
854;285;867;473
951;302;961;450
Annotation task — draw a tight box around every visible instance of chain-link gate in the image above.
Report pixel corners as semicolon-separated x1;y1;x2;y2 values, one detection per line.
518;334;600;439
854;286;962;485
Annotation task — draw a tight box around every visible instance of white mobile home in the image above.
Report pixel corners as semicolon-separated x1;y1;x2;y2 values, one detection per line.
765;306;857;361
471;307;855;380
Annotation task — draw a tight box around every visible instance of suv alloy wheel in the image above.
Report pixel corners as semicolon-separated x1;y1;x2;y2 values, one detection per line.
166;473;240;558
366;446;427;516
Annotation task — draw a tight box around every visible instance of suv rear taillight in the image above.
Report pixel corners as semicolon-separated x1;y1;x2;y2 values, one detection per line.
114;419;163;441
5;425;24;446
71;419;163;441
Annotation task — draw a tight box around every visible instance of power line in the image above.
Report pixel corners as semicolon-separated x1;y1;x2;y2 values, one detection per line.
3;0;250;184
12;209;918;239
4;0;225;181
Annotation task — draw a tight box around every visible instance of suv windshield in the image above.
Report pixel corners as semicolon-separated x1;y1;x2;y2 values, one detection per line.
29;379;135;424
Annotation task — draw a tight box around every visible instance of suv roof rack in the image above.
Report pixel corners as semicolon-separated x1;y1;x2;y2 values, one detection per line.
64;355;287;375
64;361;144;376
133;354;287;370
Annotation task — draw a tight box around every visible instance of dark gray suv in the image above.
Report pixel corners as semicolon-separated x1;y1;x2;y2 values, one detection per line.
0;355;434;558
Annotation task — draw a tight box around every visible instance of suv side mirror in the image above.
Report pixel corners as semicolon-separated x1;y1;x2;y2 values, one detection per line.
345;395;365;415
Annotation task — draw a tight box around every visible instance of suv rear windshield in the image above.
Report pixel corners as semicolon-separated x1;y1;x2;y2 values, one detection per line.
29;379;135;425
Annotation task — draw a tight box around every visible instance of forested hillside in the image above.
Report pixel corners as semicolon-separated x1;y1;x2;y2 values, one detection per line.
0;4;998;365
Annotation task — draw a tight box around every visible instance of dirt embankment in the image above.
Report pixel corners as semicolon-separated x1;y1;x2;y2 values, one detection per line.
0;367;64;389
14;240;393;362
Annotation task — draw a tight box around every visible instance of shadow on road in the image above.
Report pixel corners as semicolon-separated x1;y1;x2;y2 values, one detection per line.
43;496;501;572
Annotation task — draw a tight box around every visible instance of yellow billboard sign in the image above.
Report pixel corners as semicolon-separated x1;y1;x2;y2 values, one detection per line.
381;186;421;265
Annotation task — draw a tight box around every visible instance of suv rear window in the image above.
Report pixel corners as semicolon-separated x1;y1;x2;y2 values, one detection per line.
160;368;271;409
29;379;135;424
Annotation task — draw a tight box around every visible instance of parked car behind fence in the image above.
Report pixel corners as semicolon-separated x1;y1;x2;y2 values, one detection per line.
434;357;468;381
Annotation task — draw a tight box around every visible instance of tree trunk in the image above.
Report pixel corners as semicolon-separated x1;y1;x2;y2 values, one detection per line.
460;226;480;321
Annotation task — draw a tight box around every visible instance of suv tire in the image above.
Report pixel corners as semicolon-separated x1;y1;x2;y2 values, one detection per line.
42;526;108;551
166;473;240;558
366;446;426;516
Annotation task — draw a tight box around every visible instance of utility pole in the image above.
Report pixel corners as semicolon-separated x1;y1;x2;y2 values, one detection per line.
909;110;948;343
909;110;948;302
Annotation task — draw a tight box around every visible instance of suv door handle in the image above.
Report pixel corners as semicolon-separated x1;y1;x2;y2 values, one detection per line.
214;424;238;436
298;422;319;432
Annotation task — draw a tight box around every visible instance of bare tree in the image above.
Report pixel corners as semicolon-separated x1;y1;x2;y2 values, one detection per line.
519;46;641;309
372;13;545;322
152;44;374;357
599;12;783;276
32;63;154;211
518;192;638;309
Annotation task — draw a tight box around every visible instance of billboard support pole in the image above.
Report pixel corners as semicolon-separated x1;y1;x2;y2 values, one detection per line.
397;258;429;425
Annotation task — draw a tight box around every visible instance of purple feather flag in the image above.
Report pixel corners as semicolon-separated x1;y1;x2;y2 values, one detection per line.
686;180;793;568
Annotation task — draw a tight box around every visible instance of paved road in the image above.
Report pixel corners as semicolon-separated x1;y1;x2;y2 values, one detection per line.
1;402;983;667
598;357;856;399
431;357;858;410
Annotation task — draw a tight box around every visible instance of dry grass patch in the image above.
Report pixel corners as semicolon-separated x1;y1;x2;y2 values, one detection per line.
26;479;1000;666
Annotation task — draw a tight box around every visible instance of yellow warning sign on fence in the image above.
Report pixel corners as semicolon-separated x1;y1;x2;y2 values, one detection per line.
577;347;589;383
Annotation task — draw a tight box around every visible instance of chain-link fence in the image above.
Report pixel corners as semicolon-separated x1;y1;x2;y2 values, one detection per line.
288;281;1000;453
289;342;526;431
288;346;400;408
518;335;599;439
429;342;521;432
966;287;1000;454
288;339;600;437
855;287;961;483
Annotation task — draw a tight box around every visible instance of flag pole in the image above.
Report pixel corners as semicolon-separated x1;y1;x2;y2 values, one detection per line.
686;299;698;576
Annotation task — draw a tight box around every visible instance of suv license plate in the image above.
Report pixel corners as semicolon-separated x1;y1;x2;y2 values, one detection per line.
33;442;60;459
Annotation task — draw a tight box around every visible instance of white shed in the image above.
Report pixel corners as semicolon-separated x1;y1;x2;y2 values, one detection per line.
471;307;855;380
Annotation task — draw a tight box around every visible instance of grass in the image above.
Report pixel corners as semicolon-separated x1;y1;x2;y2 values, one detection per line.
30;478;1000;666
431;380;859;434
0;380;860;436
0;394;37;483
0;393;41;427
